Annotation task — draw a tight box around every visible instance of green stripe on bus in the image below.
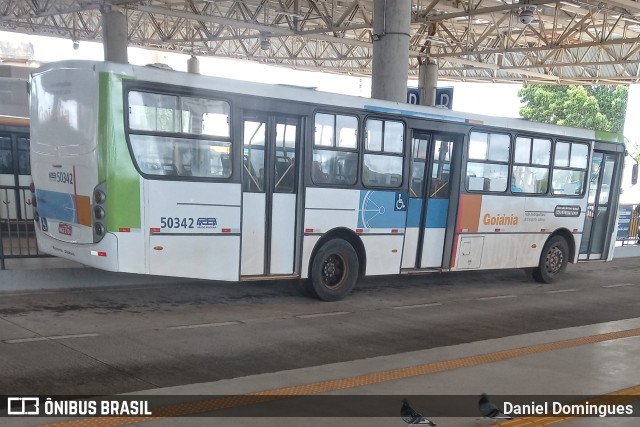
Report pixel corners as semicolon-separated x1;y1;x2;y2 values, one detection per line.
595;130;624;143
99;72;141;231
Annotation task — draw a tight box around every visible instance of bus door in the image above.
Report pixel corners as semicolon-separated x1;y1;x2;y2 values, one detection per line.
579;150;620;260
0;131;31;221
401;131;455;269
241;114;299;276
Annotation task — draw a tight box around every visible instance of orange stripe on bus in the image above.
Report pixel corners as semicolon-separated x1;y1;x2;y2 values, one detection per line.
75;195;92;226
458;194;482;233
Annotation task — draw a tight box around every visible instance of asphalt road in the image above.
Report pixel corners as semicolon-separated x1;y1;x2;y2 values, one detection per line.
1;258;639;396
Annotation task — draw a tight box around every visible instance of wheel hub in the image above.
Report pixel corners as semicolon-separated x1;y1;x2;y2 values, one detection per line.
322;255;344;288
546;246;564;274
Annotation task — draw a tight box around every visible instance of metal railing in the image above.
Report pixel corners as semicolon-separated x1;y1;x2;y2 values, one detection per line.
0;185;49;270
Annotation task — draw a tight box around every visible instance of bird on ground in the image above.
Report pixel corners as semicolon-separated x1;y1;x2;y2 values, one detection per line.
478;393;513;419
400;398;437;426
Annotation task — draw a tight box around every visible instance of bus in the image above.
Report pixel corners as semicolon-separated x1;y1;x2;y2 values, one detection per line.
30;60;626;301
0;114;32;222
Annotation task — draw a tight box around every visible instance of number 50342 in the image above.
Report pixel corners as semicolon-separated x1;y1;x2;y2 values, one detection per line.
160;217;194;229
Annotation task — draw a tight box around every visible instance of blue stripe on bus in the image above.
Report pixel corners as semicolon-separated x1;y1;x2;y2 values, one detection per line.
363;105;467;123
357;190;408;229
425;198;449;228
406;198;423;228
35;189;78;224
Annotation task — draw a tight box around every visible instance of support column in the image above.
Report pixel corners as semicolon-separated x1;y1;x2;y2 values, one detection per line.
187;55;200;74
419;61;438;107
101;6;128;63
371;0;411;102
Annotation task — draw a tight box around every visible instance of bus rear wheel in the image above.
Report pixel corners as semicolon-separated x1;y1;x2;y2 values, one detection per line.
306;239;359;301
532;235;569;283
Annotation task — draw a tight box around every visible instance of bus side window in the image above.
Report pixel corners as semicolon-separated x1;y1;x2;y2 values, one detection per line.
0;136;12;174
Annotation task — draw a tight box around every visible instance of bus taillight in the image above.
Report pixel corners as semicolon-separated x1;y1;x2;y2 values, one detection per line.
92;183;107;242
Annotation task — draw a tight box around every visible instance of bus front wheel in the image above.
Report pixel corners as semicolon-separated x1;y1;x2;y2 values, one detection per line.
306;239;359;301
532;235;569;283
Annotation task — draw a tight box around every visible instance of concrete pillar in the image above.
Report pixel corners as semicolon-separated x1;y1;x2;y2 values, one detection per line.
371;0;411;102
101;7;128;63
187;55;200;74
419;61;438;107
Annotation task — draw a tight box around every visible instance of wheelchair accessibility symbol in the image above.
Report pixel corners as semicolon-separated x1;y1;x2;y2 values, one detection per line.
358;191;408;229
395;192;407;211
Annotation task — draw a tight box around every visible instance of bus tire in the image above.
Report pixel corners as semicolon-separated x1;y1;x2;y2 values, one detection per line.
532;235;569;283
307;239;359;301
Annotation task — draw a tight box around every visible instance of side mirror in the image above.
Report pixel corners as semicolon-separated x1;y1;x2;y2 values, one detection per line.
632;163;638;185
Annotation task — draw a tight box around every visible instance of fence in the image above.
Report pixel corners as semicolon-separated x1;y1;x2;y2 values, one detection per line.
0;185;49;269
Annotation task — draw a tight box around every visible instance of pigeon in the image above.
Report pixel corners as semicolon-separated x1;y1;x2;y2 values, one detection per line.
400;398;436;426
478;393;513;419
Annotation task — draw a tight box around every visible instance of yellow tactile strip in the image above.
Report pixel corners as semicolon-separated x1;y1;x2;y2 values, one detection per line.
41;327;640;427
496;384;640;426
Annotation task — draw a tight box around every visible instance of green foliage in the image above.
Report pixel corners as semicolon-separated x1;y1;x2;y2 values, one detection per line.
518;84;628;134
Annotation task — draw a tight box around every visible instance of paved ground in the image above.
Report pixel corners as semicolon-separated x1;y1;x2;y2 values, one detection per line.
0;257;639;399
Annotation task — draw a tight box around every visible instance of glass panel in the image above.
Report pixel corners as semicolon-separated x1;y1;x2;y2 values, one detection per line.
336;115;358;149
570;143;589;169
410;138;428;198
587;154;602;203
128;91;179;132
363;154;403;188
18;137;30;175
190;99;231;138
466;162;509;192
431;139;452;199
130;135;231;178
243;120;266;192
384;121;404;153
514;137;531;164
365;119;383;152
554;142;570;167
487;133;510;162
532;138;551;165
598;156;615;205
274;121;297;193
511;166;549;193
17;136;29;151
312;149;358;186
469;132;488;160
314;113;334;147
552;169;586;195
0;136;12;174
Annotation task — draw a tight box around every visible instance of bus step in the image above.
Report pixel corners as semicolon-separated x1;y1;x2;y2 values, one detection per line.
401;268;444;275
241;274;300;282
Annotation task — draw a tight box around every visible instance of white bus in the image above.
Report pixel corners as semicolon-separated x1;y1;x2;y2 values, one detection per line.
30;60;626;300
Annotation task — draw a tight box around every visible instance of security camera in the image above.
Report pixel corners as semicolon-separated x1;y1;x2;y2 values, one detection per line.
519;8;534;25
73;40;80;50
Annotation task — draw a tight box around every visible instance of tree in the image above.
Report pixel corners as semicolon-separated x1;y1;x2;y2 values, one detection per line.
518;84;628;134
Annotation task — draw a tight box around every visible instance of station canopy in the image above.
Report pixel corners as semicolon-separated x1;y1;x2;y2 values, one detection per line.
1;0;639;84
